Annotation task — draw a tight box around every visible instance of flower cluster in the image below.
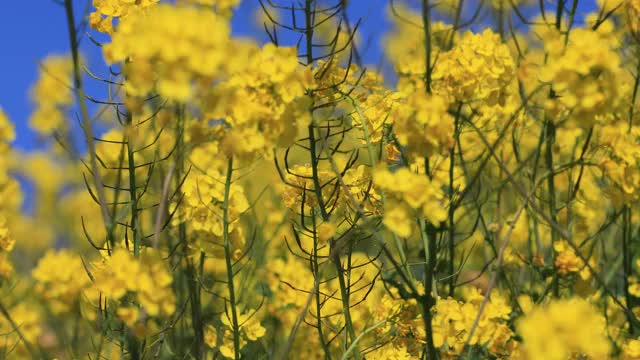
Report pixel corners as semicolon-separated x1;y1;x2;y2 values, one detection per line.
90;0;159;34
32;249;91;314
373;166;448;237
347;76;398;144
0;303;42;357
517;298;610;359
28;55;74;136
432;289;516;357
103;4;231;101
171;143;248;257
540;28;625;127
280;164;339;213
205;309;267;358
391;92;454;159
5;0;640;358
86;248;176;330
434;29;516;105
553;240;592;279
0;108;15;279
384;4;455;93
204;43;313;158
599;124;640;205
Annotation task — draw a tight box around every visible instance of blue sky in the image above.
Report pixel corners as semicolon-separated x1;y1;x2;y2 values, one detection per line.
0;0;391;152
1;0;600;152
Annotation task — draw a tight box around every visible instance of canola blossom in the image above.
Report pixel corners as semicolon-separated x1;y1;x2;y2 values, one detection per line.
2;0;640;359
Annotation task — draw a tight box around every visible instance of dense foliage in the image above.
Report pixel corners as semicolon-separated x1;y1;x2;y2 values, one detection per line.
1;0;640;358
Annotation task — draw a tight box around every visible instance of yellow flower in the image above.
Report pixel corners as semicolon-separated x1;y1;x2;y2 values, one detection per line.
433;29;515;105
0;107;15;145
517;298;610;360
219;342;235;359
539;27;625;127
374;166;448;234
218;309;265;358
87;248;175;325
0;303;42;355
391;92;454;158
0;255;13;279
0;214;14;252
317;222;336;244
32;249;91;314
204;43;313;158
28;55;74;136
383;205;413;238
624;338;640;359
90;0;158;34
553;240;592;279
117;307;140;327
103;4;231;101
205;325;218;348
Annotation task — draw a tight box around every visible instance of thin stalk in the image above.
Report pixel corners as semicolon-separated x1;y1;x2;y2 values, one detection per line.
448;106;461;296
312;212;332;360
465;200;529;349
497;0;505;39
420;219;438;360
421;1;439;352
564;0;580;45
555;0;565;30
302;3;356;353
305;0;314;66
63;0;112;233
126;113;140;256
544;120;559;297
624;206;635;334
309;122;358;354
307;118;359;352
422;0;433;93
222;157;241;360
333;255;359;357
308;125;329;220
176;109;203;358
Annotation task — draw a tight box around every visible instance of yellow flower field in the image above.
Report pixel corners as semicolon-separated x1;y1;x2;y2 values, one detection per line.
1;0;640;358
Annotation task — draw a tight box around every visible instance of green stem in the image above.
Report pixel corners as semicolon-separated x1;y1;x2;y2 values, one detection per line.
305;0;314;66
544;120;559;297
564;0;579;45
555;0;565;30
623;206;635;334
222;157;241;360
420;219;438;360
448;106;461;297
126;113;140;256
312;213;332;360
63;0;112;233
422;0;433;93
308;125;329;220
175;108;204;358
333;256;359;356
